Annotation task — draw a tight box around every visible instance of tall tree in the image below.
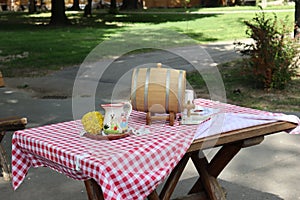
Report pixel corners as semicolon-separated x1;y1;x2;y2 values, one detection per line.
121;0;142;10
109;0;117;14
28;0;37;13
84;0;92;16
295;0;300;37
201;0;219;7
70;0;81;10
50;0;69;25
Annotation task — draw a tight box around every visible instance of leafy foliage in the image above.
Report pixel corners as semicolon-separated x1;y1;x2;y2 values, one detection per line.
235;9;299;90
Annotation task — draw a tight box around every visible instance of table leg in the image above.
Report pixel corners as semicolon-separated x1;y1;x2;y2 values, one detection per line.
148;190;160;200
152;148;232;200
190;151;226;200
0;131;12;181
187;176;204;195
84;137;265;200
188;136;265;199
0;131;4;142
84;179;104;200
207;143;242;178
158;153;191;200
189;144;242;198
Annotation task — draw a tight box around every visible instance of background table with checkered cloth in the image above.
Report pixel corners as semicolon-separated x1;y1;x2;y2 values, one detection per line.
11;99;300;200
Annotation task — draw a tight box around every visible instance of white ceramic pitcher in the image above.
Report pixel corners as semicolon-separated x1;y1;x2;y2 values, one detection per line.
101;102;132;134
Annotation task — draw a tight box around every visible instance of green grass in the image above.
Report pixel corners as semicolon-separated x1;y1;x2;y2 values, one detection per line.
145;5;294;13
0;6;298;112
0;7;295;77
0;12;123;76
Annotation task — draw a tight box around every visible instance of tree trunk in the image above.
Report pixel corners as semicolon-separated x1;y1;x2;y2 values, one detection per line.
50;0;70;25
71;0;81;10
40;0;48;11
109;0;118;14
121;0;142;10
111;0;117;8
29;0;36;13
220;0;227;6
295;0;300;38
84;0;92;17
202;0;220;7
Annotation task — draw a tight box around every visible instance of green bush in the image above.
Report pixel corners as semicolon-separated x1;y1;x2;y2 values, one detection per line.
235;10;299;90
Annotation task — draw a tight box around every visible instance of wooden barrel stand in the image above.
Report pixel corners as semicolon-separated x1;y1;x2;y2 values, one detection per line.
146;111;176;126
131;63;186;126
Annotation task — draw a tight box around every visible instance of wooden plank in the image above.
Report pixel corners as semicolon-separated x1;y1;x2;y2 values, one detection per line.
241;136;264;148
188;137;265;196
84;179;104;200
0;131;4;143
207;143;242;178
191;151;226;200
174;192;207;200
0;117;27;181
159;153;191;200
187;151;207;195
188;121;296;152
0;143;11;181
0;117;27;131
187;178;204;195
148;190;160;200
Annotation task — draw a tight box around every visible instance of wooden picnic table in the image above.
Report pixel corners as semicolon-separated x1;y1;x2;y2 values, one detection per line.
85;121;297;200
11;99;299;200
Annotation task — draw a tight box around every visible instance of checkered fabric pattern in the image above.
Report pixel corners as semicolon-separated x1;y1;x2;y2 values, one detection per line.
193;99;300;138
11;99;300;200
12;111;197;200
194;98;284;115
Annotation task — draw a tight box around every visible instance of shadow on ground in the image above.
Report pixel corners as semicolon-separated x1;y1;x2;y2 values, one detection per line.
165;177;283;200
1;170;283;200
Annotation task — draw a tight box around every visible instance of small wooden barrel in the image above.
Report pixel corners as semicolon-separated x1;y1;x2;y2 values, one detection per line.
131;64;186;114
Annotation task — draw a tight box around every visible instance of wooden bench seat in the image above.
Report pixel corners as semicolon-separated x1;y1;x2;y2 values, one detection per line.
0;117;27;181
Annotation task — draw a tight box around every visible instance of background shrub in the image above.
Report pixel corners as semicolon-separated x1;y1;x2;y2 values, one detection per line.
235;10;299;90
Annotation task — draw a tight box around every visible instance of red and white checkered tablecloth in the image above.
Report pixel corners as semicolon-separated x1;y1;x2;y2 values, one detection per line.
193;99;300;138
12;110;197;200
11;99;300;200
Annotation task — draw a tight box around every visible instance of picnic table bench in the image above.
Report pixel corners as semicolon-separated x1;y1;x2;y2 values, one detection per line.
0;117;27;181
